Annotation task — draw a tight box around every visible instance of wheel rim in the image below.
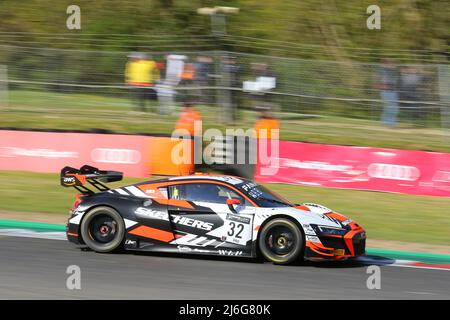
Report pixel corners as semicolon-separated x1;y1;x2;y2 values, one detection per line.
265;225;296;256
88;214;117;244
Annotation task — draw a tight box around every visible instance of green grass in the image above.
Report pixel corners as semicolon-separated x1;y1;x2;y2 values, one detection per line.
0;171;449;246
1;90;449;152
0;171;142;216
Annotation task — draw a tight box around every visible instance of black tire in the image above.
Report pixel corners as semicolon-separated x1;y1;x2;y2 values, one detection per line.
258;218;304;265
80;206;125;253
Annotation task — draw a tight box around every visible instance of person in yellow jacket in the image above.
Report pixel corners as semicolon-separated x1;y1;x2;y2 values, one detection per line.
125;52;160;112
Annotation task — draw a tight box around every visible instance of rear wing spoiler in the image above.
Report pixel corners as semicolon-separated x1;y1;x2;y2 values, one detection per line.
61;165;123;194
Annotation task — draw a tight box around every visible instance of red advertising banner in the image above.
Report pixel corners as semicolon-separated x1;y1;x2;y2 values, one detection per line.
255;141;450;197
0;130;150;177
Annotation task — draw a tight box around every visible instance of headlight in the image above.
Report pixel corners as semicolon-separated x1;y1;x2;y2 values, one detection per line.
316;225;347;236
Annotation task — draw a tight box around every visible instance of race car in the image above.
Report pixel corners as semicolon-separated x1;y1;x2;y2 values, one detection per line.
62;165;366;264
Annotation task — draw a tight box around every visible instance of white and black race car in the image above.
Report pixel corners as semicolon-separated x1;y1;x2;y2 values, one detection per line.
63;165;366;264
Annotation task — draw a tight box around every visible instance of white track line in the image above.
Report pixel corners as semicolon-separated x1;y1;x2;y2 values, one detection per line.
0;229;66;240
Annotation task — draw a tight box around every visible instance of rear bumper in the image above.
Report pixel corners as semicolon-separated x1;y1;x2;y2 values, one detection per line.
66;221;83;245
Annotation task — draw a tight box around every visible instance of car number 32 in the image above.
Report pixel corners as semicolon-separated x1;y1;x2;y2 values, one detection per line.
223;214;252;246
227;222;244;238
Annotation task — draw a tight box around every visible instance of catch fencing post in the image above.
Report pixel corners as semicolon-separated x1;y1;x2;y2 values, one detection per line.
0;65;8;107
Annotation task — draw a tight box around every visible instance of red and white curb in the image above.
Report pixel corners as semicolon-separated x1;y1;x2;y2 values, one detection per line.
388;259;450;271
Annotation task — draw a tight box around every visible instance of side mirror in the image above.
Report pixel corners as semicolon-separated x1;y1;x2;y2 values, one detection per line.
226;198;241;213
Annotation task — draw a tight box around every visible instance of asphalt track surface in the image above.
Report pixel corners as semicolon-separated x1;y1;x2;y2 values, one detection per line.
0;236;449;299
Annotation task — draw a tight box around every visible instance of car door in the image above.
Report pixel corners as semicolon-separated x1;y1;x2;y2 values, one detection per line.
126;186;178;250
167;182;255;255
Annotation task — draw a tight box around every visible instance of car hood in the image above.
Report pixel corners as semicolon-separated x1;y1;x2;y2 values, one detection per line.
258;204;345;228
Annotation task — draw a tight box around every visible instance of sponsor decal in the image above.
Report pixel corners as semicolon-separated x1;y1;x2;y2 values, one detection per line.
125;239;137;246
176;245;212;253
177;245;192;252
135;207;169;221
302;224;316;235
240;182;257;192
306;235;321;243
62;176;76;185
226;214;251;224
171;215;214;231
134;208;214;231
218;249;243;256
192;248;211;253
216;176;243;185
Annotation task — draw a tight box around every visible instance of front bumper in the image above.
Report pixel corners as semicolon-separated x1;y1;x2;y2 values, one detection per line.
305;228;366;260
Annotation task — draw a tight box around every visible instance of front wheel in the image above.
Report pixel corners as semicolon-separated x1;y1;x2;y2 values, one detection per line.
258;218;304;265
80;206;125;253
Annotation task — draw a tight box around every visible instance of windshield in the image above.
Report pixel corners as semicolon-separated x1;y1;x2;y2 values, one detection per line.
237;181;293;207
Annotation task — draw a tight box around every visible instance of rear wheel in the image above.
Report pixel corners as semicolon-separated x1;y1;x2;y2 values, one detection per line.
258;218;303;265
80;206;125;253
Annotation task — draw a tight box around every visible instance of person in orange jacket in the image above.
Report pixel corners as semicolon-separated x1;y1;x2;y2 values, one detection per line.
174;102;202;168
175;102;202;137
254;109;280;139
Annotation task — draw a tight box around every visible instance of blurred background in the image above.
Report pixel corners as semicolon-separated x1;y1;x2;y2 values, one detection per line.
0;0;449;249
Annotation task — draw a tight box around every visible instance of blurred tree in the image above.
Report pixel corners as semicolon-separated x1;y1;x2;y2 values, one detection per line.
0;0;447;60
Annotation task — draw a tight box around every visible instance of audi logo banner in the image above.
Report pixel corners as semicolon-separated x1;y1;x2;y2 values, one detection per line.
2;130;450;196
0;130;149;177
255;140;450;197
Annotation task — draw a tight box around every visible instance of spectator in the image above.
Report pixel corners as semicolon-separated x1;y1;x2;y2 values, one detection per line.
125;52;160;112
376;59;400;126
194;55;214;104
175;102;202;167
249;62;276;111
177;60;196;104
157;54;186;115
400;65;424;125
175;102;202;138
254;108;280;139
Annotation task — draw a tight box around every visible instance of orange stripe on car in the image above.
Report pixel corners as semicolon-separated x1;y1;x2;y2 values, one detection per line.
155;198;194;209
344;230;358;256
294;205;310;211
128;226;174;242
305;241;334;257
